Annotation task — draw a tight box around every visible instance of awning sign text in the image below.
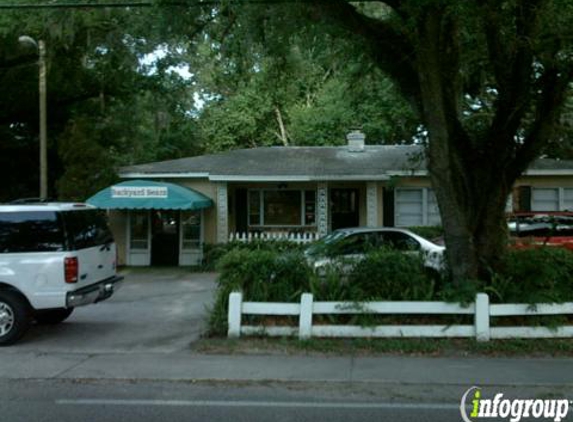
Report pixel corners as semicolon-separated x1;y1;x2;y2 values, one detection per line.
111;186;168;198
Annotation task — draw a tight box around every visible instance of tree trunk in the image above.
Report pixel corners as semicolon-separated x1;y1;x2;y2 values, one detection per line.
416;9;513;284
275;106;289;146
428;146;512;283
309;1;573;284
473;187;510;278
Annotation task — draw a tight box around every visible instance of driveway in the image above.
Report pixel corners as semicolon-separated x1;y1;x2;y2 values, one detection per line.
2;269;217;354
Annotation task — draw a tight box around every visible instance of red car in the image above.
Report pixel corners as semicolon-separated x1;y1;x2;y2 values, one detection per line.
508;212;573;251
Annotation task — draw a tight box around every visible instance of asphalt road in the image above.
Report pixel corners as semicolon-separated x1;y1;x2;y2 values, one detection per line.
4;378;571;422
2;269;572;421
7;269;217;353
0;378;471;422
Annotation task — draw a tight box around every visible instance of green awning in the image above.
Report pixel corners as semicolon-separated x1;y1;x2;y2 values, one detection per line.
86;180;213;210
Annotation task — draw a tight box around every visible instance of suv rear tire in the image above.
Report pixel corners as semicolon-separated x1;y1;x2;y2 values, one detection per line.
35;308;74;325
0;291;32;346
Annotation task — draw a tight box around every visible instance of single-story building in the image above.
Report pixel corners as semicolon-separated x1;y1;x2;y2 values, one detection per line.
87;132;573;266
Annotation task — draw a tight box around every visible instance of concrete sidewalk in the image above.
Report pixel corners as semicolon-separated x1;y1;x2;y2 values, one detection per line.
1;351;572;386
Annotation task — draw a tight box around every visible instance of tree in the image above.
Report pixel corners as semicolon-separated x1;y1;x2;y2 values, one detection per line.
190;5;418;151
0;2;202;201
2;1;571;285
297;1;573;282
176;0;573;282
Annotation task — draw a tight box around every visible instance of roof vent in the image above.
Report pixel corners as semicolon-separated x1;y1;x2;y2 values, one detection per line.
346;130;365;152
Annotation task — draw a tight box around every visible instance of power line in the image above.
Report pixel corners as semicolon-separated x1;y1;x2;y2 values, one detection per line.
0;0;359;10
2;1;196;9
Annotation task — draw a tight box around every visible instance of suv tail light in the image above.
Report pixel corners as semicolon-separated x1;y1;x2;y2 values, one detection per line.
64;257;78;284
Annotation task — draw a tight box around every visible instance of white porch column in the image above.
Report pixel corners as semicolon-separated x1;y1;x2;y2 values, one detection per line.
366;182;379;227
217;182;229;243
317;182;329;238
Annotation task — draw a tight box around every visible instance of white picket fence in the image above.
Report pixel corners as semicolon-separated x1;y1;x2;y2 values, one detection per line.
229;231;320;244
227;292;573;342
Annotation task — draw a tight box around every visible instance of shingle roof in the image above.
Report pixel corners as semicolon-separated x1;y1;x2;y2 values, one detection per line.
119;145;573;180
528;158;573;171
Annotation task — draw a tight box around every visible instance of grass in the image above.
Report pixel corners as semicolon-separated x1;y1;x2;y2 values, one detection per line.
194;337;573;357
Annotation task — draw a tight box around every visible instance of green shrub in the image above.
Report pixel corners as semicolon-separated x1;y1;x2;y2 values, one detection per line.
439;247;573;305
493;247;573;304
347;249;435;301
308;261;361;301
207;248;311;335
438;278;483;305
202;244;232;271
216;248;310;301
207;242;573;336
202;240;305;270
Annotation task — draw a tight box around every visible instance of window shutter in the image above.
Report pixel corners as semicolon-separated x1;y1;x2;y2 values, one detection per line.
517;186;531;212
383;188;395;227
235;189;248;233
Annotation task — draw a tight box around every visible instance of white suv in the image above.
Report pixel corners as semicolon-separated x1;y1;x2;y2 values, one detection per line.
0;202;123;345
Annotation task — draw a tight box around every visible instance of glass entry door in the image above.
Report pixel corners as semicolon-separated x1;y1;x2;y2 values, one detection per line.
151;210;180;266
128;211;150;266
179;210;203;266
331;189;360;230
128;210;203;266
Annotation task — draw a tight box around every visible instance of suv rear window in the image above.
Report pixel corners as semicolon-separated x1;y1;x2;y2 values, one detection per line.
0;211;65;253
62;209;113;250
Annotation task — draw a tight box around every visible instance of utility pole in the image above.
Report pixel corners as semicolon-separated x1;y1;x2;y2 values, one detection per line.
38;40;47;200
19;36;48;200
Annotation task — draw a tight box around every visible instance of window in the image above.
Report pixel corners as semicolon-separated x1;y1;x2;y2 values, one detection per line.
304;190;316;225
336;233;376;255
377;231;421;251
564;189;573;210
395;189;424;226
249;191;261;226
395;188;442;227
0;211;65;253
248;190;316;227
531;188;573;211
181;211;201;250
129;211;149;250
264;191;301;225
532;188;559;211
62;210;113;250
510;214;573;237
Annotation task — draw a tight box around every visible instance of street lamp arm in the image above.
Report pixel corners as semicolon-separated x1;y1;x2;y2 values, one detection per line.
18;35;39;49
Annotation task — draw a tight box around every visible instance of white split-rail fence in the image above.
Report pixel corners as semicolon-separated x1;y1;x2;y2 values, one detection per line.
227;292;573;342
229;231;320;244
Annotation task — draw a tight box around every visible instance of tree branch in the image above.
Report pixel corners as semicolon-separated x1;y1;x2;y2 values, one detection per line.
510;65;573;179
309;0;420;110
479;0;510;86
483;0;547;155
274;106;289;146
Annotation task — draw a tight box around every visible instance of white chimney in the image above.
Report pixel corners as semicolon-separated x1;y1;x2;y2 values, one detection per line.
346;130;365;152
